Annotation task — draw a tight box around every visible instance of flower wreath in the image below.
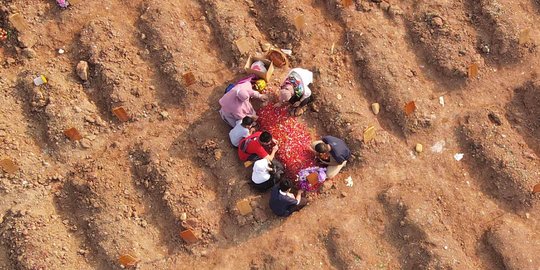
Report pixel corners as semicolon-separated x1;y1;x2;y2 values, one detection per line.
297;166;327;192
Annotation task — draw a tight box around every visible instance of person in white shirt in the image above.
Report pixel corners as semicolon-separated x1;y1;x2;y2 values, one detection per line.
229;116;255;147
275;68;314;116
251;154;284;192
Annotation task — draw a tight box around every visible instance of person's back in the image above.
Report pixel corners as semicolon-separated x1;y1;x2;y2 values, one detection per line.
323;135;350;164
229;116;253;147
269;180;305;217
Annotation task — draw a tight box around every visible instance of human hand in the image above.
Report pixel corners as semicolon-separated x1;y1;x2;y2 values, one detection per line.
272;144;279;152
260;94;269;102
293;101;301;107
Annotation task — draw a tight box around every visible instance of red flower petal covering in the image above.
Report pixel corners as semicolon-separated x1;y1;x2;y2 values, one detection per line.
257;104;316;181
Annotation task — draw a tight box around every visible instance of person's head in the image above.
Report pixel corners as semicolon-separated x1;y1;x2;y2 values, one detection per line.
259;131;272;145
279;85;293;102
279;179;293;192
241;116;254;128
236;88;250;102
315;142;330;153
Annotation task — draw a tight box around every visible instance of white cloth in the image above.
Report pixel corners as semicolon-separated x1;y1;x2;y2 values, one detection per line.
252;159;271;184
288;68;313;101
229;120;250;147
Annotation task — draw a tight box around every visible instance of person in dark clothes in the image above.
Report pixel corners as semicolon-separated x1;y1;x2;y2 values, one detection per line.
251;158;285;192
269;179;307;217
311;135;351;178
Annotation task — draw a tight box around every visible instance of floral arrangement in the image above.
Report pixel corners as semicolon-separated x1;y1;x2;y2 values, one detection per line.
256;104;316;181
297;166;327;192
56;0;69;8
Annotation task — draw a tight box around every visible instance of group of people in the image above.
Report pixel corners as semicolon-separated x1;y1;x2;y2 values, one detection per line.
218;68;351;218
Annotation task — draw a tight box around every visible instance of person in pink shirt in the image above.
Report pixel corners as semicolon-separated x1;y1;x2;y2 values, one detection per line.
219;81;268;127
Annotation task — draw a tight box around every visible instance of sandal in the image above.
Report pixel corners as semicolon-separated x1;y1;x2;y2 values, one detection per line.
294;106;307;116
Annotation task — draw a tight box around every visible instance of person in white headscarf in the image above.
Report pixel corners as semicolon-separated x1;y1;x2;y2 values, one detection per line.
274;68;314;116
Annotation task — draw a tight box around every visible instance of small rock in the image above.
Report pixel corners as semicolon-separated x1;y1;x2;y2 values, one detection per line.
76;61;89;81
371;103;380;115
336;94;342;100
80;138;91;149
21;47;37;58
481;44;490;54
415;143;423;153
379;1;390;11
160;111;169;119
180;212;187;221
388;5;403;16
431;16;444;28
252;208;267;223
340;192;348;198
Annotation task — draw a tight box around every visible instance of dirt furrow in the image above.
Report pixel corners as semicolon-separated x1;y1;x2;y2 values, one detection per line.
199;0;269;65
15;71;105;156
406;0;484;78
1;193;94;270
380;186;476;269
253;0;378;160
79;19;157;120
485;217;540;270
506;80;540;157
460;108;540;211
324;1;439;136
138;0;231;109
468;0;535;62
130;143;222;255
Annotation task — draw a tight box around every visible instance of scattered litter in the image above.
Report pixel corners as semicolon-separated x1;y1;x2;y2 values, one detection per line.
371;103;380;115
236;199;253;215
430;140;445;153
58;48;65;54
0;158;18;174
56;0;69;8
345;176;353;187
118;254;138;268
343;0;353;7
280;49;292;56
182;72;196;86
454;153;464;161
532;183;540;194
179;229;198;244
330;42;335;54
404;101;416;115
76;61;89;81
363;126;376;143
33;75;47;86
439;96;445;107
415;143;423;153
64;127;82;141
112;107;130;122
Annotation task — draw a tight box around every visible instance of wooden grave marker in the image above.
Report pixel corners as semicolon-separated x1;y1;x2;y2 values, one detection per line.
404;101;416;116
0;158;18;174
118;254;138;268
112;107;130;122
236;199;253;215
179;229;198;244
64;127;82;141
182;72;196;86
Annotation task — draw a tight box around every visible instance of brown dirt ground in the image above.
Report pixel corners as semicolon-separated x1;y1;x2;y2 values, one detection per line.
1;0;540;269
